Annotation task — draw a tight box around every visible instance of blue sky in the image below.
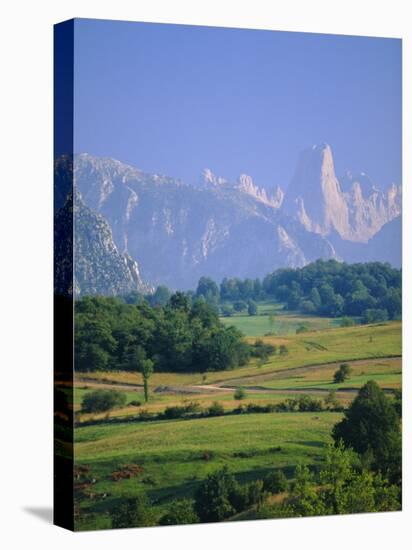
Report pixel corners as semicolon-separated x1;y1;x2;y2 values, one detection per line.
73;19;401;189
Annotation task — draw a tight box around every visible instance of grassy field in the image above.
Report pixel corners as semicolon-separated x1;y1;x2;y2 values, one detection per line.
75;321;401;389
74;411;341;530
244;357;402;391
71;317;402;530
220;304;345;337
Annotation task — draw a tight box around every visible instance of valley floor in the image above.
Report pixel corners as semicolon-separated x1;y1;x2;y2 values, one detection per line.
64;318;401;530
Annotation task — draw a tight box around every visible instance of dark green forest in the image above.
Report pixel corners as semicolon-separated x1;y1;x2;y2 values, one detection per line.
75;292;250;374
260;260;401;320
125;260;402;321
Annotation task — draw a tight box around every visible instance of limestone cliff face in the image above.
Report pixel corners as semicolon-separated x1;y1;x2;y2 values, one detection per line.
237;174;284;208
199;169;284;208
284;144;350;236
283;143;401;242
73;193;151;297
343;175;402;242
54;159;151;297
54;148;401;295
72;154;336;289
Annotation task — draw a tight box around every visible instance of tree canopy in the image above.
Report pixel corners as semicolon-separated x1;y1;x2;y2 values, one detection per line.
332;380;401;485
75;294;250;374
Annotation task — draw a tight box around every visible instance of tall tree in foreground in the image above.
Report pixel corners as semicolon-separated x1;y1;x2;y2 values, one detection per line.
332;380;401;486
124;345;154;402
141;357;154;403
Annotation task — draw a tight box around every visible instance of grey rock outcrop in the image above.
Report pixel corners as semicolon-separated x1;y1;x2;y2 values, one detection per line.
283;143;401;242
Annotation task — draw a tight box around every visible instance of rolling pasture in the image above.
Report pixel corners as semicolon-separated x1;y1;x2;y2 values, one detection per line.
75;320;401;392
220;302;343;337
74;412;341;530
71;314;402;529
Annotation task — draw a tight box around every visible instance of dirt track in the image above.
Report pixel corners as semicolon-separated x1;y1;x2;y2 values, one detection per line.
75;354;400;397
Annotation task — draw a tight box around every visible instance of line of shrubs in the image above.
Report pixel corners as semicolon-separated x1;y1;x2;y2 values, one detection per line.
78;392;344;427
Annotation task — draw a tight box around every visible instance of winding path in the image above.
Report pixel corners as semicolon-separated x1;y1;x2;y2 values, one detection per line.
76;356;400;396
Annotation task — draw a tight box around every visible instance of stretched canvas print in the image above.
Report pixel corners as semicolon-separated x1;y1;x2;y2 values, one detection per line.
54;18;402;531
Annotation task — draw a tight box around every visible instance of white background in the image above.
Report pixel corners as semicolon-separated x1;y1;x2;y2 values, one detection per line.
0;0;410;548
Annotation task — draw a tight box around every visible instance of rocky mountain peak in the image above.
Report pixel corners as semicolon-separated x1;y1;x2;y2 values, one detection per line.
283;143;348;235
201;168;227;187
317;143;335;179
237;174;284;208
283;143;401;242
340;170;379;197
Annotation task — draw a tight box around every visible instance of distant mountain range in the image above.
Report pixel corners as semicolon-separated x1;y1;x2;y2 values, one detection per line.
54;144;401;296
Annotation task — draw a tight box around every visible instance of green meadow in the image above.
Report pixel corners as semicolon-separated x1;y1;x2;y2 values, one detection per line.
220;303;344;337
74;411;341;530
70;313;401;530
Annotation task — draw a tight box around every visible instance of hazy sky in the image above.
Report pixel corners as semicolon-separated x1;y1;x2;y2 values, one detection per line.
73;19;401;189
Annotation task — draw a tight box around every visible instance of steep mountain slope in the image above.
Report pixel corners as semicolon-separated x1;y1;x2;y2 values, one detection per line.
282;143;401;242
199;169;284;208
330;216;402;268
73;194;150;296
365;216;402;267
72;154;337;288
54;184;150;296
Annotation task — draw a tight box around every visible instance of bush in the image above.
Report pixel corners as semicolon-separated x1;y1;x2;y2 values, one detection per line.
194;467;248;522
340;316;355;327
234;387;246;400
392;389;402;419
263;470;288;494
163;402;202;419
251;339;276;360
323;390;341;411
279;345;288;355
128;400;142;407
296;324;309;334
111;494;156;528
301;300;316;314
277;395;323;412
276;398;297;412
362;308;389;324
163;406;188;419
81;389;126;413
160;499;199;525
247;479;266;508
243;402;277;413
207;401;225;416
333;363;352;384
280;443;400;517
138;409;155;421
247;300;258;316
296;395;323;412
183;401;202;414
233;300;248;312
220;303;234;317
